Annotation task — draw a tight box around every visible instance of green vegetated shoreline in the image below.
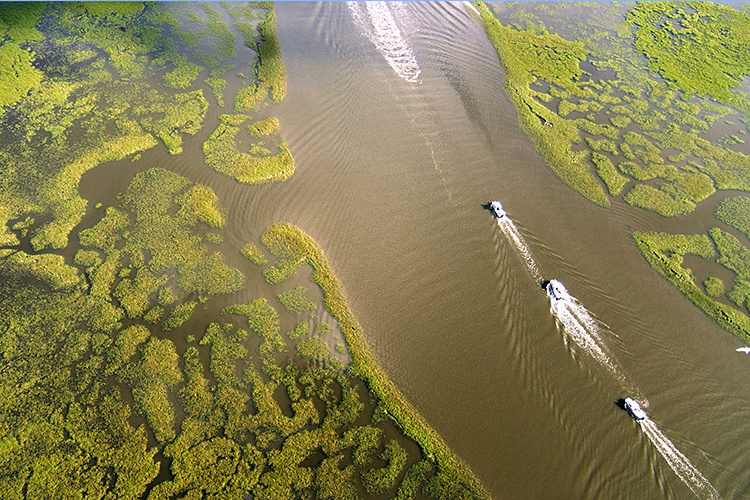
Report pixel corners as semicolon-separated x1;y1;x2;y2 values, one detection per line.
633;231;750;343
475;1;750;343
0;2;488;498
474;1;609;207
474;0;750;216
1;164;492;498
261;223;490;498
632;194;750;344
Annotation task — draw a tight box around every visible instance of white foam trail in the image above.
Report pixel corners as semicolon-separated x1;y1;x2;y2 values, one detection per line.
347;1;422;83
640;420;721;499
568;299;604;343
550;297;619;376
492;212;715;496
497;217;542;283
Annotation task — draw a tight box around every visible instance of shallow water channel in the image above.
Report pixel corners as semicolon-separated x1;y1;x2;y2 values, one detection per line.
80;2;750;498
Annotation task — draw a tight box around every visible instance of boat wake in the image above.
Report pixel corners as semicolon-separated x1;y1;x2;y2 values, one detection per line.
347;1;422;83
491;202;718;498
496;207;624;380
496;217;542;284
549;295;621;378
640;420;721;499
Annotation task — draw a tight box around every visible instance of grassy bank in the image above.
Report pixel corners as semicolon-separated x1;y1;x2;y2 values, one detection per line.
474;1;750;217
1;167;489;497
633;231;750;342
475;2;608;207
261;222;490;498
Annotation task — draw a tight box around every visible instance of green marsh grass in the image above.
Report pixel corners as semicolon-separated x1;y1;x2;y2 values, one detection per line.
202;119;295;184
716;196;750;237
0;4;491;497
476;1;750;217
286;321;309;340
261;222;490;498
241;242;269;265
315;322;332;336
278;286;316;314
704;277;725;298
248;116;281;137
297;337;331;363
634;231;750;342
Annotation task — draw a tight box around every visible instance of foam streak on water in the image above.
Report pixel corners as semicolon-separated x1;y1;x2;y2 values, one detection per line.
567;298;605;343
497;217;542;283
347;2;421;83
550;297;619;376
640;420;721;499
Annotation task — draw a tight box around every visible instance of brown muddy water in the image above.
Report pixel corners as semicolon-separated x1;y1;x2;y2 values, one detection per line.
80;2;750;498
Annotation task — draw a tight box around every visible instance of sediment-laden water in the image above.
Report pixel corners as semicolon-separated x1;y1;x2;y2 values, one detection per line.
262;2;750;498
499;208;718;497
640;419;722;500
30;1;750;498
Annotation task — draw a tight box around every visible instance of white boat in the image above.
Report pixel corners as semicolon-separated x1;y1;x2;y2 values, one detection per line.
546;279;570;301
490;200;506;219
624;397;648;421
737;347;750;353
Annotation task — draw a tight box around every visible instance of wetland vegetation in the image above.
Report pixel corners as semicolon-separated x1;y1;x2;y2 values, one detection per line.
0;2;487;498
477;1;750;342
476;1;750;213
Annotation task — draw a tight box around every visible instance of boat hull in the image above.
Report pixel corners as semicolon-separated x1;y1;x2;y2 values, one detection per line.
490;200;505;219
624;397;648;421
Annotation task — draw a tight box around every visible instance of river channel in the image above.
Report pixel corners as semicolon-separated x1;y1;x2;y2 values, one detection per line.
79;2;750;498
